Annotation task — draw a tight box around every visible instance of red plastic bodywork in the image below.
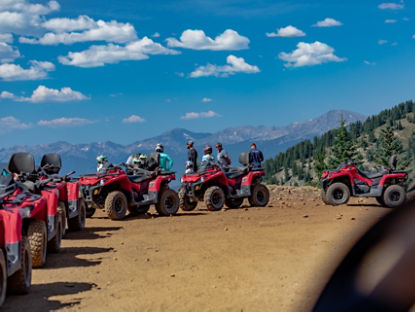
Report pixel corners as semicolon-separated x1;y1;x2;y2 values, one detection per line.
323;164;407;187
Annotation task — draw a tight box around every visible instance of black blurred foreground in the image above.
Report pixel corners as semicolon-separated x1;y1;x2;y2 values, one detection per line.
313;195;415;312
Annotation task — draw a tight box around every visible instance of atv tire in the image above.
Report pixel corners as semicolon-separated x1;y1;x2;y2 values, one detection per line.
86;206;96;218
58;201;67;237
248;184;270;207
383;185;406;208
376;196;385;207
204;186;225;211
128;205;150;215
178;187;197;211
0;249;6;304
156;188;179;216
321;188;330;205
7;236;31;295
326;183;350;206
68;198;86;231
27;220;47;268
105;191;128;220
47;216;62;253
225;198;244;209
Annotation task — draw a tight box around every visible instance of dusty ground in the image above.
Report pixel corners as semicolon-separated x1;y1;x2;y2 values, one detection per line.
4;186;393;311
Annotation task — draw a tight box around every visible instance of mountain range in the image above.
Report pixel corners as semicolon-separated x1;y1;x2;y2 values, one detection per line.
0;110;366;177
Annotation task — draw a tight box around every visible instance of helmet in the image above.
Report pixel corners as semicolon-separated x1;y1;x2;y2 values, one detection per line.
96;154;107;163
132;156;140;164
155;143;164;153
139;154;147;159
186;140;194;147
203;145;212;155
185;160;193;168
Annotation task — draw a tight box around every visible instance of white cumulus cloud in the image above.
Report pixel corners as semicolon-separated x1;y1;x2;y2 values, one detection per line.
0;0;59;35
313;18;343;27
385;19;397;23
378;3;404;10
1;85;89;103
0;33;13;43
0;60;54;80
59;37;179;68
279;41;346;68
122;115;145;123
0;116;31;133
202;97;213;102
181;110;220;120
0;42;20;63
190;55;260;78
167;29;249;50
378;39;388;45
266;25;306;37
20;17;137;45
37;117;94;127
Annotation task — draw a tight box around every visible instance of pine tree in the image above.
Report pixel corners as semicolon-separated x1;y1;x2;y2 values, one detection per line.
314;151;327;180
375;126;403;167
328;119;359;168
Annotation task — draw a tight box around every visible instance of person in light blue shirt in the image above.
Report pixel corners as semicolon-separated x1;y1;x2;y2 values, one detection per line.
155;144;173;172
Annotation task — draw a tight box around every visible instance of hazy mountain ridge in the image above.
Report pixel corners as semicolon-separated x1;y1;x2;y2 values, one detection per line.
0;110;366;175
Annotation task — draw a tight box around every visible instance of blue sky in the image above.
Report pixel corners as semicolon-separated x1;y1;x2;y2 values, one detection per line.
0;0;414;148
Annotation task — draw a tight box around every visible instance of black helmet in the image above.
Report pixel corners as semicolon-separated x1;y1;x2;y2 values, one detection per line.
203;145;212;155
156;143;164;153
186;140;194;147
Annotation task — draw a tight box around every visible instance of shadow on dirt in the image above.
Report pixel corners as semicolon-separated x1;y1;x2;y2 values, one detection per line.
42;246;114;269
347;203;390;209
64;226;122;240
3;281;96;311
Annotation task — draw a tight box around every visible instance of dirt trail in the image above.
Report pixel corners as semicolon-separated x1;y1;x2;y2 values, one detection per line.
3;186;390;311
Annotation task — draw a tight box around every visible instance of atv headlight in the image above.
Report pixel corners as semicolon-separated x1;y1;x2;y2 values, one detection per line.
93;189;99;195
195;185;200;191
100;179;105;186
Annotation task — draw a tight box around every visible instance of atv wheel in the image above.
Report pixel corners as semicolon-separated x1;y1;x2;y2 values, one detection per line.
383;185;406;208
86;206;96;218
225;198;244;209
326;183;350;206
376;196;385;207
156;188;179;216
128;205;150;215
27;220;47;268
0;249;6;304
248;184;270;207
7;236;31;294
178;187;197;211
105;191;128;220
47;216;62;253
68;198;86;231
321;188;330;205
58;201;67;237
204;186;225;211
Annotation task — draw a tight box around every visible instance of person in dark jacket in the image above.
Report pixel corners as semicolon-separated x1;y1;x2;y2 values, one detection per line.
186;140;198;171
249;143;264;169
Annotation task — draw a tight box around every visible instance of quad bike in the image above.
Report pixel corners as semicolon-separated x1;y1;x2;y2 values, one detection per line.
38;153;86;234
7;153;63;268
179;152;270;211
78;153;179;220
0;174;49;304
321;155;407;208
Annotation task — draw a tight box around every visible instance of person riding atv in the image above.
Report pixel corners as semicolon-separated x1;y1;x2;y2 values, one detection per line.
97;154;113;174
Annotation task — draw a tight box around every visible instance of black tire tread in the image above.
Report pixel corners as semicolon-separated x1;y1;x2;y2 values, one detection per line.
178;187;197;211
204;186;225;211
27;220;47;268
248;184;270;207
105;191;128;220
7;236;31;294
156;188;179;216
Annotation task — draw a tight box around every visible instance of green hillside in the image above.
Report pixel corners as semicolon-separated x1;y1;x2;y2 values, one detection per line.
264;100;415;187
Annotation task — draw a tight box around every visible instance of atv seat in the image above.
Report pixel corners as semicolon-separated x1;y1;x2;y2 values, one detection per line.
41;153;62;174
358;169;387;180
226;167;248;179
128;174;153;183
8;152;36;174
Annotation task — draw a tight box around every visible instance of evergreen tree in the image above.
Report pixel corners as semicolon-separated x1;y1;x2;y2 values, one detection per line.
314;151;327;180
375;126;403;167
328;119;358;168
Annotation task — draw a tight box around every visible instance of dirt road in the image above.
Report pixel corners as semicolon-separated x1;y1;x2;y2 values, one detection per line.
4;186;390;311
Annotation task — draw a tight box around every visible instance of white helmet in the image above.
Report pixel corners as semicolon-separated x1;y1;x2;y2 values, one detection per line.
156;143;164;153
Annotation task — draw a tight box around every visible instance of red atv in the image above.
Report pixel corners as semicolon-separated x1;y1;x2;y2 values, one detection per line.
78;155;179;220
38;153;86;234
321;155;408;208
8;153;63;267
179;152;270;211
0;175;35;305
